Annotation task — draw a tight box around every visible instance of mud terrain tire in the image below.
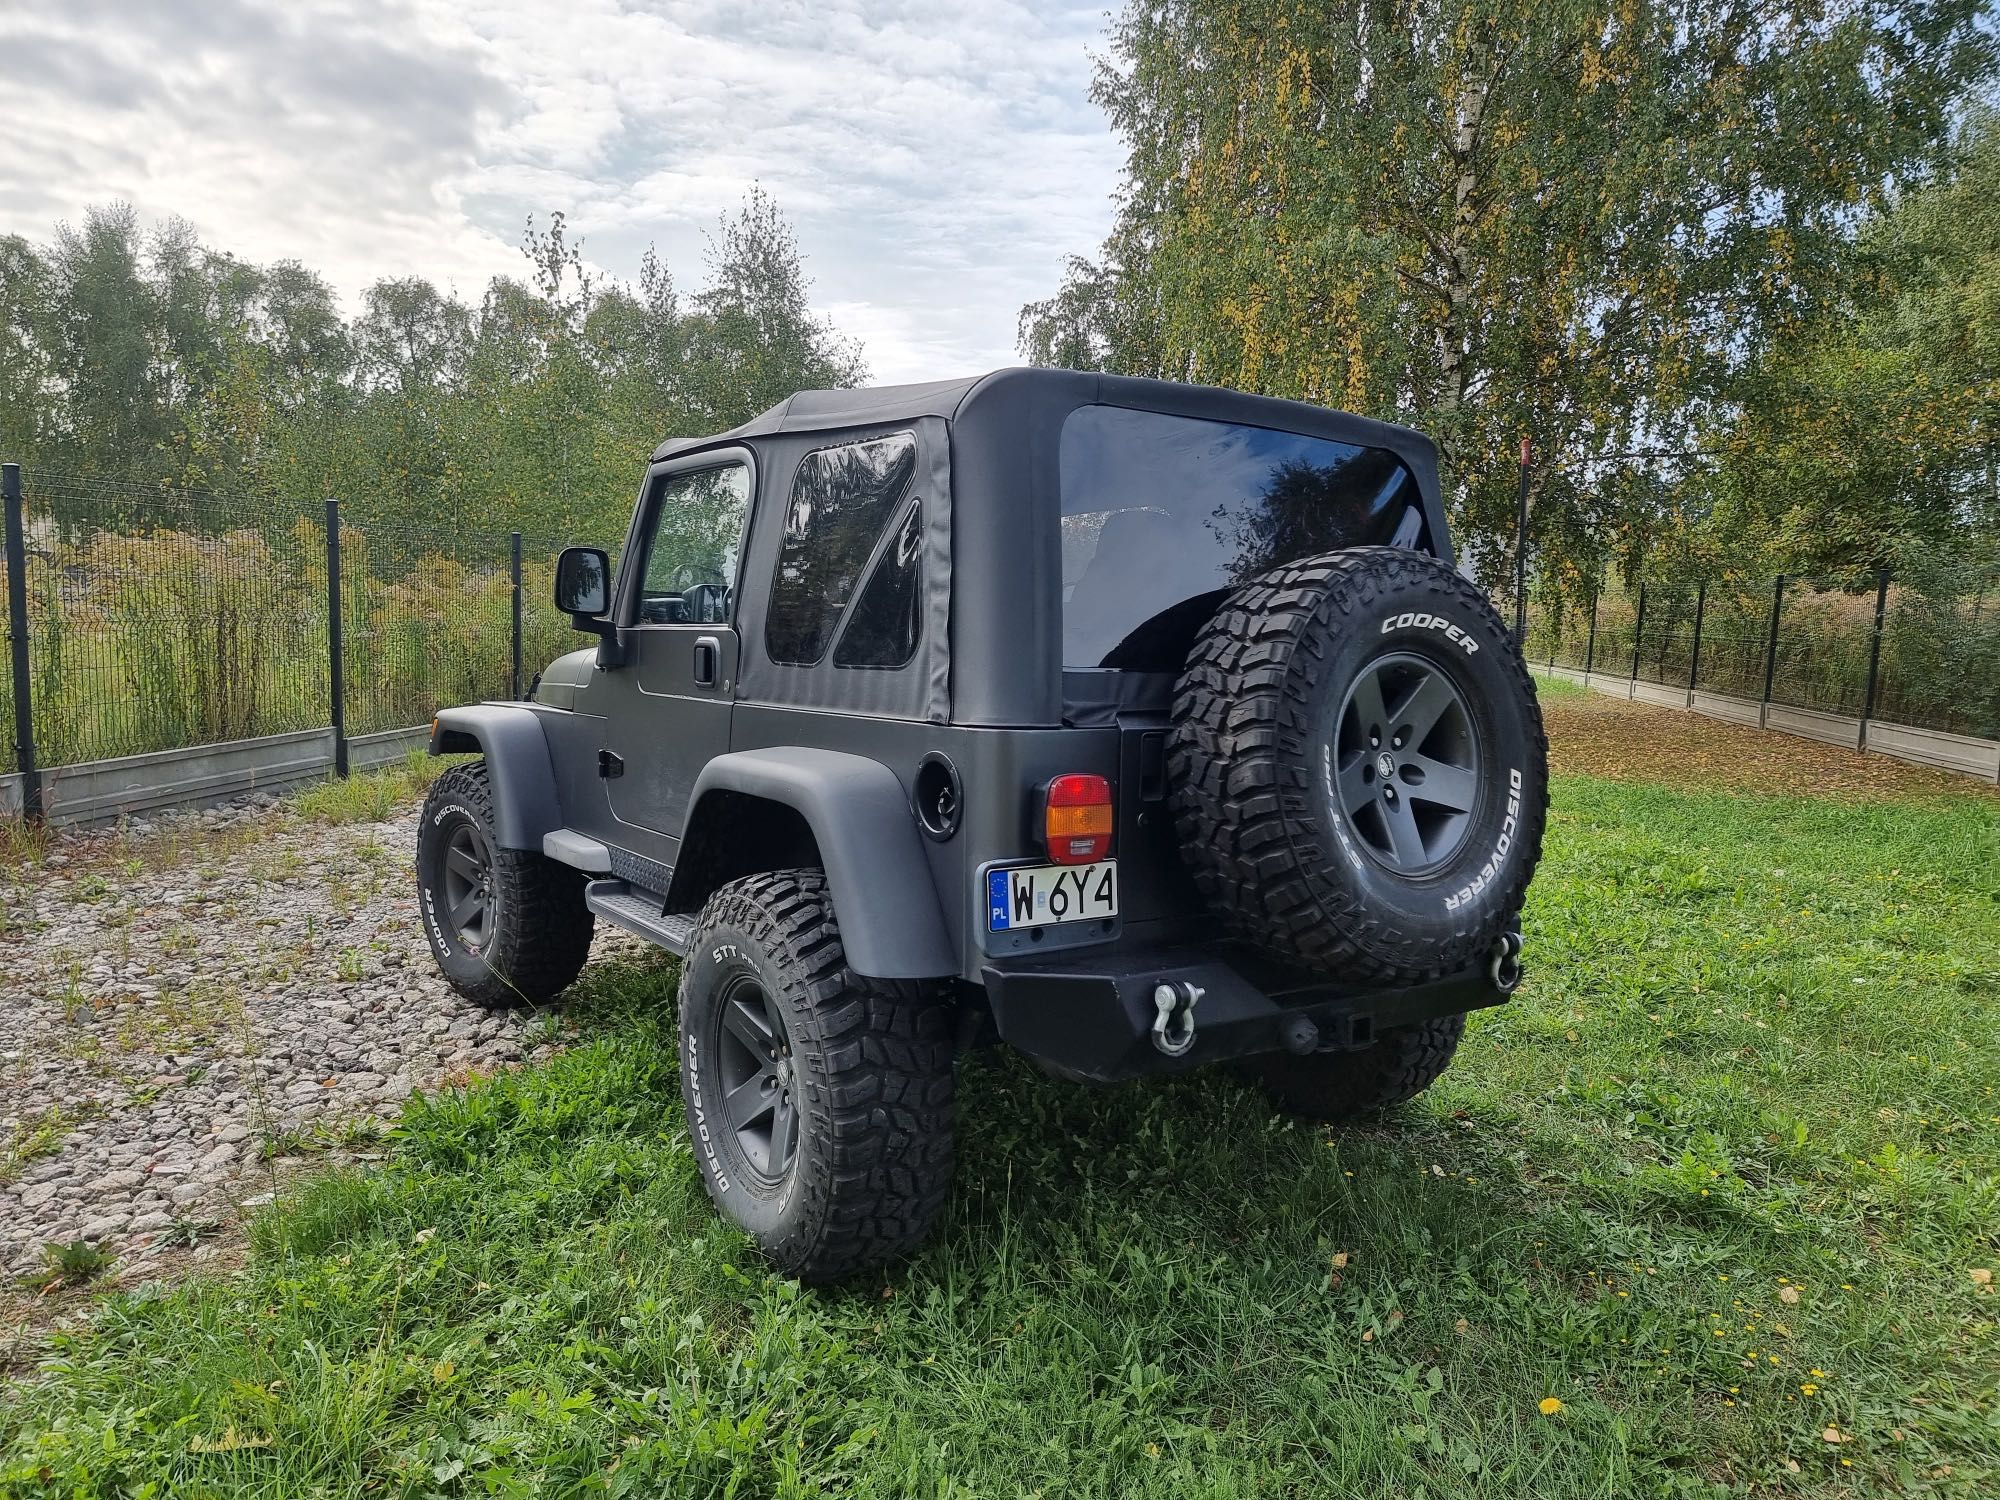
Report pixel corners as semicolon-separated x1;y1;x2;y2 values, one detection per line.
1249;1015;1467;1119
678;870;955;1283
1171;547;1547;985
416;761;594;1007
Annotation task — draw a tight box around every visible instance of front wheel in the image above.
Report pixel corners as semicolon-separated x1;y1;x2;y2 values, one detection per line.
678;871;955;1283
416;762;594;1007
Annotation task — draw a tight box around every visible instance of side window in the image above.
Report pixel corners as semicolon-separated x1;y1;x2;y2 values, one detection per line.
635;463;751;625
766;433;917;666
834;499;923;669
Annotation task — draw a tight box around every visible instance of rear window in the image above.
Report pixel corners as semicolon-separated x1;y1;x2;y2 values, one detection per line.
1060;405;1418;669
766;433;918;666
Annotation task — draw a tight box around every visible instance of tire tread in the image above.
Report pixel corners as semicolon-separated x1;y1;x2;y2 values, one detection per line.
683;870;954;1283
1170;546;1547;985
420;761;594;1007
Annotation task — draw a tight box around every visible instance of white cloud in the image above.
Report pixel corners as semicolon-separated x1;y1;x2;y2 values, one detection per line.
0;0;1124;382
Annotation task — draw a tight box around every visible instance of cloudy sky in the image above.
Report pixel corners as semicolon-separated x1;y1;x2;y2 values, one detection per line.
0;0;1125;382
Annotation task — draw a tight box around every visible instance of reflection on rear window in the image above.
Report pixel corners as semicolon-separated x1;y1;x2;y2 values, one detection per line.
1060;405;1417;669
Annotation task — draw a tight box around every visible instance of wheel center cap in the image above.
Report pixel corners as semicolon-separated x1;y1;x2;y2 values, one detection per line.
774;1058;792;1089
1375;751;1396;780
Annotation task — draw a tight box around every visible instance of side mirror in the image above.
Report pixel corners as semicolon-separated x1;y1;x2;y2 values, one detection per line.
554;546;625;666
554;546;611;618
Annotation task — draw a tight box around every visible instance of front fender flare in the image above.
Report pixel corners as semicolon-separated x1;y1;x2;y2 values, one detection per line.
430;704;562;850
683;748;954;980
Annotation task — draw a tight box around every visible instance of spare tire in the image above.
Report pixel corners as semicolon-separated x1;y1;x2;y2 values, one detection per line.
1170;546;1546;985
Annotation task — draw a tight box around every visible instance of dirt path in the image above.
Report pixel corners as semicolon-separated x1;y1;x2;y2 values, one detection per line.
1539;682;1998;800
0;797;637;1358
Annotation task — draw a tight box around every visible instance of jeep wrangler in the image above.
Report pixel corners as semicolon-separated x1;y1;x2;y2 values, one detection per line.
417;368;1548;1281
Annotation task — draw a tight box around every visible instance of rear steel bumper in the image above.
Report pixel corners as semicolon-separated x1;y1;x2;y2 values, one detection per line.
980;943;1512;1082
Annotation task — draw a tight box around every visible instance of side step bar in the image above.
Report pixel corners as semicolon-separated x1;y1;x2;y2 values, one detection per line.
584;879;695;956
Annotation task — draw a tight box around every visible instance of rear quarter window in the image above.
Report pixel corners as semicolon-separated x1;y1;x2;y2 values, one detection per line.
766;433;918;666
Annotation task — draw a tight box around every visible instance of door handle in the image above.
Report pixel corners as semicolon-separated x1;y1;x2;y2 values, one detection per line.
692;635;720;689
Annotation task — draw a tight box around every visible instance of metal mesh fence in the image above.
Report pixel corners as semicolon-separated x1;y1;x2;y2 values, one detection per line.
1768;576;1876;719
18;471;327;766
1522;559;1998;742
1633;584;1699;687
2;468;605;774
338;526;580;737
1875;563;1999;740
1591;586;1641;681
1688;582;1772;700
5;462;1997;795
346;523;503;738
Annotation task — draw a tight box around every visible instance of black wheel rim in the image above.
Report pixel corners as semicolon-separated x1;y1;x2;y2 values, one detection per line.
441;820;496;950
714;974;799;1184
1326;651;1483;874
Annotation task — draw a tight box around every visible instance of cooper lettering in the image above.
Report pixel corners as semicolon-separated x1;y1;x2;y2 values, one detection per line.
1380;611;1479;655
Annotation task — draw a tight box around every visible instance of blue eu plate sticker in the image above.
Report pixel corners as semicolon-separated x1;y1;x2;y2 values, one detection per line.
988;868;1012;931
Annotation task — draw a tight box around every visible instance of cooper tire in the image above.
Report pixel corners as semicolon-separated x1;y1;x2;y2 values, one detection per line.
1171;547;1547;984
1250;1015;1466;1120
416;761;594;1007
678;870;954;1283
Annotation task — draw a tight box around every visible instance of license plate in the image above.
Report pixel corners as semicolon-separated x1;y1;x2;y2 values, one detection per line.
988;861;1118;931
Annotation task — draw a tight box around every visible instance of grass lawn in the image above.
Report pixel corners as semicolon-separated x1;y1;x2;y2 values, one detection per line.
3;695;1997;1497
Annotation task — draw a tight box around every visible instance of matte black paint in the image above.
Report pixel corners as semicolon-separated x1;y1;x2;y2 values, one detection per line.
436;368;1495;1065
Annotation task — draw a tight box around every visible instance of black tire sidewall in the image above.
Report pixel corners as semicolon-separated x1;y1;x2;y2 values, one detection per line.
417;779;519;993
677;910;829;1253
1294;575;1541;954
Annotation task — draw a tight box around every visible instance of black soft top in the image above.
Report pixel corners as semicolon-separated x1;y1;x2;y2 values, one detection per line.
652;367;1441;485
650;367;1451;729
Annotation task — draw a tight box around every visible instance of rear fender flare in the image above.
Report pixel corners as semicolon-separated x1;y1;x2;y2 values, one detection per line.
429;705;562;850
677;748;954;981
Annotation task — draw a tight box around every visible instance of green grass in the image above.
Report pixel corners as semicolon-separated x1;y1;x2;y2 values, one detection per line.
292;751;447;825
3;774;1997;1497
0;1109;75;1190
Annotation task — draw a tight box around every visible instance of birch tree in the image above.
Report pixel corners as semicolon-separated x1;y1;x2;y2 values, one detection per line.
1020;0;1994;586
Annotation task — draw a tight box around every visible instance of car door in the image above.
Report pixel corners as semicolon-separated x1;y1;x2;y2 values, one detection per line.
596;453;754;870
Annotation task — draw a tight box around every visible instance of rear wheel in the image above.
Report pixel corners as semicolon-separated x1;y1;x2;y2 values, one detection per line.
416;762;594;1007
678;871;955;1283
1249;1015;1466;1120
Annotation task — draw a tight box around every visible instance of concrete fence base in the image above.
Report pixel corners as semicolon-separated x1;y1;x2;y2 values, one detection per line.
0;724;431;827
1542;664;1999;784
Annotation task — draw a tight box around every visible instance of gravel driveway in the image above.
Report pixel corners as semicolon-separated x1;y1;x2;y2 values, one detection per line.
0;796;633;1286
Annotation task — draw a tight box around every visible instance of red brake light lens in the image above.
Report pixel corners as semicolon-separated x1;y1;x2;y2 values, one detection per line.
1044;773;1113;864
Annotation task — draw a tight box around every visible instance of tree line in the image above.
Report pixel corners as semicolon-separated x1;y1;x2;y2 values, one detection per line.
1019;0;2000;597
4;3;1996;594
0;190;862;546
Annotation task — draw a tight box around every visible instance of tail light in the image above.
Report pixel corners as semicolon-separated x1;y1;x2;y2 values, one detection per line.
1043;773;1113;864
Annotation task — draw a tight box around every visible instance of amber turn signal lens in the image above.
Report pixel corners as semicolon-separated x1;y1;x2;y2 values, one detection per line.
1044;773;1113;864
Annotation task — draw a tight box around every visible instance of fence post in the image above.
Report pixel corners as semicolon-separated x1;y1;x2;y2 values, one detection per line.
510;531;524;701
1859;566;1890;750
1686;580;1706;701
1760;574;1785;729
1629;584;1647;687
1582;583;1598;677
3;463;41;822
325;498;347;778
